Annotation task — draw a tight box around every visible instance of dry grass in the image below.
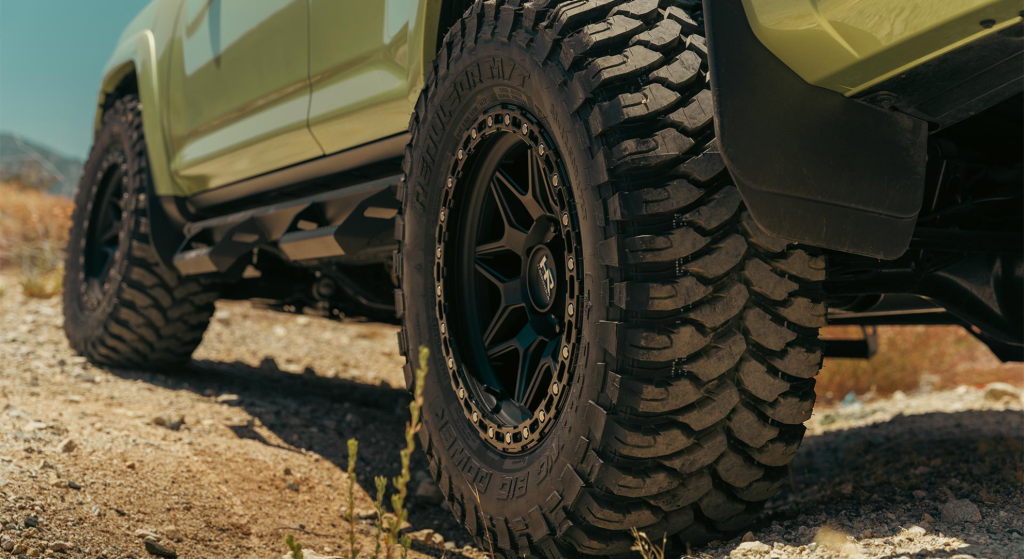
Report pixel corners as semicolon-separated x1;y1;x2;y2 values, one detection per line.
819;325;1023;403
0;182;73;298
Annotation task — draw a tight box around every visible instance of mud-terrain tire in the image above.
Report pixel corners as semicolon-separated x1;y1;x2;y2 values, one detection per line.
63;95;218;368
395;1;826;556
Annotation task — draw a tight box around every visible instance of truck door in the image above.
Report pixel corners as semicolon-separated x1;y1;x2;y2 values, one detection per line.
306;0;416;155
166;0;324;196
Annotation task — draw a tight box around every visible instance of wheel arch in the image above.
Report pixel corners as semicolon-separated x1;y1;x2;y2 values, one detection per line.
96;30;190;273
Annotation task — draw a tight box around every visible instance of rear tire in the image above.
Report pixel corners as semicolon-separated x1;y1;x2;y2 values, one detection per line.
63;95;218;367
396;2;826;556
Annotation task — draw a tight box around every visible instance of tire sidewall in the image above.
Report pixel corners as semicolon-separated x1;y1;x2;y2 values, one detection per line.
63;103;142;352
402;35;615;529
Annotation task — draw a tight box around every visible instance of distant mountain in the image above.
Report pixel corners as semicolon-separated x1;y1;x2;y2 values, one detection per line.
0;132;83;197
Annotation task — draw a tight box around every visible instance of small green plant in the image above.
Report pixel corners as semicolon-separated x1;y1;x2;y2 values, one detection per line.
345;346;430;559
631;528;666;559
384;346;428;559
371;475;387;559
285;533;304;559
345;438;360;559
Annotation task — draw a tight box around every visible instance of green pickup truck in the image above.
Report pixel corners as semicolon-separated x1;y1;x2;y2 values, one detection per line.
64;1;1023;555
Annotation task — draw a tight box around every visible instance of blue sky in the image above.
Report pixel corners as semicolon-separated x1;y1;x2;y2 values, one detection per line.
0;0;151;160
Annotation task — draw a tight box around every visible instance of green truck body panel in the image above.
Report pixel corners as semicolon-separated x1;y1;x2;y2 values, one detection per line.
97;0;1017;198
741;0;1024;95
97;0;443;198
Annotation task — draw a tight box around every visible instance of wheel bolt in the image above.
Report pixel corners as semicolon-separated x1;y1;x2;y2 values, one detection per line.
521;123;528;135
436;285;442;296
552;174;559;186
458;149;464;160
539;410;546;422
505;432;512;444
568;257;575;271
436;247;442;258
471;129;478;139
488;426;495;438
562;213;569;226
504;114;511;126
472;411;479;422
552;382;560;395
487;116;494;126
568;303;575;316
539;144;546;155
447;177;453;187
523;427;530;439
448;357;454;369
562;346;569;359
440;322;446;334
440;209;446;221
458;387;465;399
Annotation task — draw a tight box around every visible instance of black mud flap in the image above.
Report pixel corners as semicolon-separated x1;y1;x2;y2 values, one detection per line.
702;0;929;260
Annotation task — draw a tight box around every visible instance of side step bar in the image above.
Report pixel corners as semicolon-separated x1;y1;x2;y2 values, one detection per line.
174;175;401;276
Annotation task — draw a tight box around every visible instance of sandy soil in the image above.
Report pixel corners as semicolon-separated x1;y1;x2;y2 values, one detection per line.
1;285;1021;559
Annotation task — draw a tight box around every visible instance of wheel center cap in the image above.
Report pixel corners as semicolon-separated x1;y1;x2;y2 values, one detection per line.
527;245;557;312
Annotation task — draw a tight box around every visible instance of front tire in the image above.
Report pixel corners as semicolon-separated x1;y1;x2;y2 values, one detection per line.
396;2;826;556
63;95;218;367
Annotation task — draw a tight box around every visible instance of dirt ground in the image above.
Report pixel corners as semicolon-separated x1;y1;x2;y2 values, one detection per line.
1;283;1022;559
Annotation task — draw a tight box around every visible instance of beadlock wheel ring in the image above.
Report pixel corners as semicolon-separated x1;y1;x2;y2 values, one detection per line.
434;105;582;454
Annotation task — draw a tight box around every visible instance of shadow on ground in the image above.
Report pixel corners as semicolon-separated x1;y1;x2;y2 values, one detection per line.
103;356;478;555
104;358;1024;558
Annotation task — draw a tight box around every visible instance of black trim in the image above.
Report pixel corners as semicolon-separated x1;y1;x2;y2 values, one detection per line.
703;0;930;260
188;133;409;211
857;22;1024;130
174;174;402;276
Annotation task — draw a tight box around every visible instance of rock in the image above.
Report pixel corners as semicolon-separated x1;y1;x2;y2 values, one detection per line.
1;536;13;551
163;525;182;542
71;371;97;383
56;438;77;453
24;421;47;431
13;543;27;554
741;531;756;542
941;499;982;523
153;414;185;431
912;489;928;499
892;390;907;401
23;515;38;528
216;394;242;406
983;382;1019;402
730;541;772;557
49;541;71;552
26;546;40;557
859;529;873;539
286;482;299;492
923;512;937;523
135;529;161;540
126;461;137;470
415;478;443;504
905;525;927;537
281;551;342;559
409;528;436;542
144;536;178;558
67;480;81;490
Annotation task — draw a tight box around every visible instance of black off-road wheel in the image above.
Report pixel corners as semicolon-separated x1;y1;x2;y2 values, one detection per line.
395;1;826;556
63;95;218;367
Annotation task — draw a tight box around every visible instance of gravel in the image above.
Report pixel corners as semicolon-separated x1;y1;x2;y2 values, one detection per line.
1;282;1020;558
